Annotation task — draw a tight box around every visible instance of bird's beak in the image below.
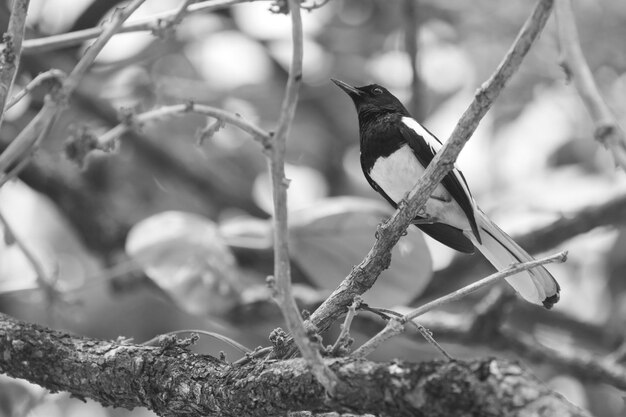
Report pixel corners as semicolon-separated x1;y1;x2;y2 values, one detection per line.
331;78;362;97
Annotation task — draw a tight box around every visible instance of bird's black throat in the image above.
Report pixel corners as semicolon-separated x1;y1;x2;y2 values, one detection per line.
359;112;407;174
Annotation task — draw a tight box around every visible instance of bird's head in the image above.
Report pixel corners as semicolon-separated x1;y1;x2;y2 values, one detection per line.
331;79;409;118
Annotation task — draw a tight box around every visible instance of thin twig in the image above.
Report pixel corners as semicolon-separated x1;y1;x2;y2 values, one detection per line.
352;317;403;358
403;0;424;119
555;0;626;171
6;69;66;109
352;251;566;358
0;209;59;302
95;103;271;149
269;0;336;392
0;0;31;128
0;0;147;184
410;321;453;360
21;0;264;54
292;0;555;354
330;297;361;355
405;251;567;322
359;306;452;359
168;0;197;27
300;0;332;12
141;329;252;355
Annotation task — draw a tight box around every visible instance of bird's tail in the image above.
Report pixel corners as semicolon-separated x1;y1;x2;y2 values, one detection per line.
464;209;560;308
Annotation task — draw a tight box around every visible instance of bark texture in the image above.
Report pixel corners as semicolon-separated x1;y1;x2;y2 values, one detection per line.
0;313;589;417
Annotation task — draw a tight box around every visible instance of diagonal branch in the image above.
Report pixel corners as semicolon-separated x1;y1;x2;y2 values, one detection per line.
0;0;147;185
0;0;31;128
555;0;626;171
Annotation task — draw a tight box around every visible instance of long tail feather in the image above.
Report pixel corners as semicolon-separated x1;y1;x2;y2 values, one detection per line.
464;209;560;308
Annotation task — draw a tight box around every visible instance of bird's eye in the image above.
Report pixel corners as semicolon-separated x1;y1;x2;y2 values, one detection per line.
372;87;383;95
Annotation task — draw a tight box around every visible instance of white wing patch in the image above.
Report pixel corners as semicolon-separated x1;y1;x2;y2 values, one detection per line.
369;144;428;204
368;144;470;230
401;117;442;153
400;117;475;209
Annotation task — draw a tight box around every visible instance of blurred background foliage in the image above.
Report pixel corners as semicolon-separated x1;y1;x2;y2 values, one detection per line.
1;0;626;416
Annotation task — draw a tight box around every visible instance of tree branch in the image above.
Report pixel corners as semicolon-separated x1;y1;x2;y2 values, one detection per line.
0;0;147;185
0;0;30;128
21;0;261;54
0;313;590;417
94;103;272;151
352;251;567;358
555;0;626;171
268;0;337;392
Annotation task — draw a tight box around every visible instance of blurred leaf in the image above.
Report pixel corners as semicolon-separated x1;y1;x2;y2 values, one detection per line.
289;197;433;307
220;216;273;250
253;163;329;214
126;211;241;316
0;375;47;417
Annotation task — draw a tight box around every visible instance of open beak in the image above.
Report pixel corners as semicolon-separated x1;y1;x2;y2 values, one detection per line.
331;78;362;97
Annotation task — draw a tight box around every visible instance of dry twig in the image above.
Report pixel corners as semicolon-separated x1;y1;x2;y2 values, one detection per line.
0;0;31;128
268;0;337;393
0;0;148;186
95;103;271;150
555;0;626;171
352;251;567;358
21;0;263;54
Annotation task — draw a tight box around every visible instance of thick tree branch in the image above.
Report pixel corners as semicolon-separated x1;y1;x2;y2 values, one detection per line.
288;0;555;355
0;313;590;417
555;0;626;171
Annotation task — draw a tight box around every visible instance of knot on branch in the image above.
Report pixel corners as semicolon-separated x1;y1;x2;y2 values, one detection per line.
118;107;140;130
269;327;289;357
196;118;226;146
269;0;290;14
1;33;15;64
154;333;199;352
594;123;615;145
65;126;117;167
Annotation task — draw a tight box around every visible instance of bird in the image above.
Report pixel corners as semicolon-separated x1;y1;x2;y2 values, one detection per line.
332;78;560;308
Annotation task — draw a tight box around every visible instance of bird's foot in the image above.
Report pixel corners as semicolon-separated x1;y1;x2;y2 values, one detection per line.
412;216;438;225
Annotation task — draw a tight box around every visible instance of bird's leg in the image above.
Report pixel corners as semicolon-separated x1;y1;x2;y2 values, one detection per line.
412;217;438;225
413;208;438;225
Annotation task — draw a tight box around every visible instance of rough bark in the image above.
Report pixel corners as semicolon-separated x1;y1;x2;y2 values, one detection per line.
0;313;589;417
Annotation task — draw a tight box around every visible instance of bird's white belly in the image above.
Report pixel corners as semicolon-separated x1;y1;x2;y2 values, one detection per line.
368;144;470;230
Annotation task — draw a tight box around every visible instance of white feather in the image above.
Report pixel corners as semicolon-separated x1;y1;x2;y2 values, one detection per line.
465;210;560;306
401;117;475;207
368;144;469;230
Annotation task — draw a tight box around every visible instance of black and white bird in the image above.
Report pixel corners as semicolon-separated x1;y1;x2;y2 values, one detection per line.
332;79;560;308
